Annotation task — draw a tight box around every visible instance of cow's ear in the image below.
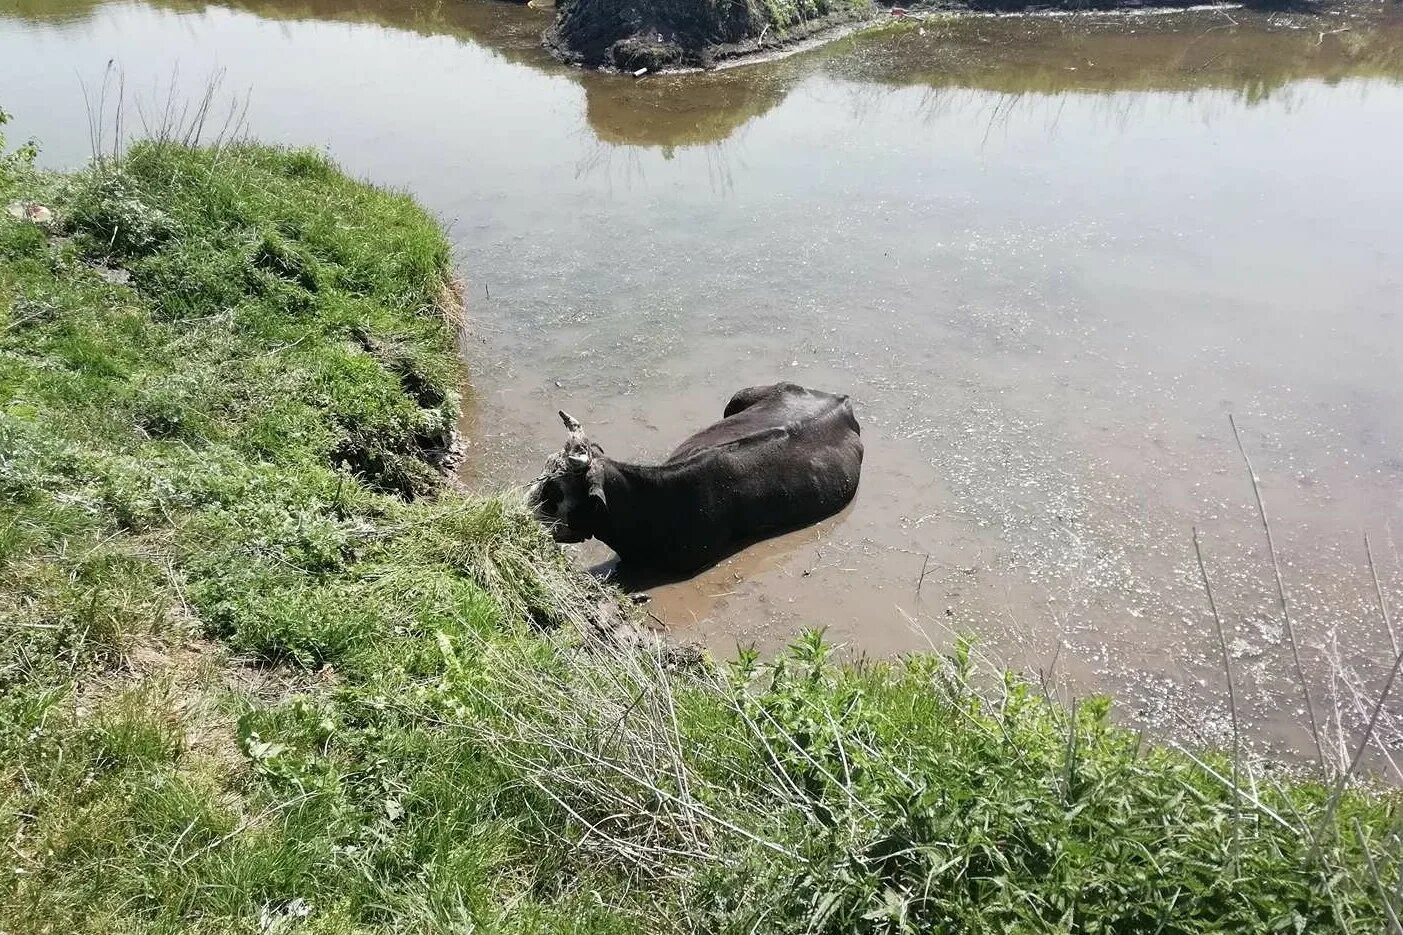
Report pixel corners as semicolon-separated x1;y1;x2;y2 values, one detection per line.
587;476;607;512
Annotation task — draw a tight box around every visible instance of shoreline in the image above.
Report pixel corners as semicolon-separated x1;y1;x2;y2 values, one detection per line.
548;0;1330;75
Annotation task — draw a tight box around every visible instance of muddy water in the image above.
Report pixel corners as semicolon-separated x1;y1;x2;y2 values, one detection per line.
4;0;1403;760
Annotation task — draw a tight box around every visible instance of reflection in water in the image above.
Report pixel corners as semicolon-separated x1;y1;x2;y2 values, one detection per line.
7;0;1403;150
839;10;1403;101
580;70;789;152
3;0;1403;761
3;0;797;150
6;0;551;57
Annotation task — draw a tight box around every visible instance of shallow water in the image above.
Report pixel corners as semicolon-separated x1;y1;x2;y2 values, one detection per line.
4;0;1403;760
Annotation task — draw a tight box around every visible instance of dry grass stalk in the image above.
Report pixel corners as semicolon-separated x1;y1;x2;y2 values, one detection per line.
1368;534;1400;657
1228;414;1326;772
1193;527;1242;869
81;61;126;166
1324;626;1351;771
81;64;251;169
447;631;802;868
1317;596;1403;850
705;666;877;821
1353;818;1403;935
1165;735;1294;833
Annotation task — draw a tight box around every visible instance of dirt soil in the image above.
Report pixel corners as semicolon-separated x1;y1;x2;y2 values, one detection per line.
545;0;876;71
544;0;1335;72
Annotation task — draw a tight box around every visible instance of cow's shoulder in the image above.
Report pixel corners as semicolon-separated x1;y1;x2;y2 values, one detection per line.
767;385;856;437
723;381;816;417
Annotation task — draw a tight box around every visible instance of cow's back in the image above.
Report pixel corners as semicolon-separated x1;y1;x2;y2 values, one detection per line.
666;383;858;463
662;383;863;542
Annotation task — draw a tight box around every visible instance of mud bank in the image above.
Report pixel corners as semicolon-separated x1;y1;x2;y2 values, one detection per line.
543;0;1338;71
544;0;873;70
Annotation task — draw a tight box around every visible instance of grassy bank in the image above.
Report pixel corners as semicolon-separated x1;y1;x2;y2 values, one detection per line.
2;123;1400;933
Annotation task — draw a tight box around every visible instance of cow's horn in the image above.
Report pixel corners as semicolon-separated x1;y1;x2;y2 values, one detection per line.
559;410;582;434
567;450;591;470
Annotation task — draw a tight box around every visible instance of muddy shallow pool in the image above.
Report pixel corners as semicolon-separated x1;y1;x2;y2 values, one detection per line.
4;0;1403;760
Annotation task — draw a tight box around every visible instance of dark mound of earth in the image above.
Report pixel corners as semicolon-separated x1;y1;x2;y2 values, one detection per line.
543;0;1330;71
545;0;874;70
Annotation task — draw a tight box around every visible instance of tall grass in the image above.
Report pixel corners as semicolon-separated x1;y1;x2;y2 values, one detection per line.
455;627;1400;932
81;64;250;168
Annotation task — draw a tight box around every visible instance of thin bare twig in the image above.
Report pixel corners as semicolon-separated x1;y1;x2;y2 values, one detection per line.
1330;659;1403;781
1036;639;1063;707
1229;414;1325;772
1316;26;1351;46
1367;534;1399;658
453;650;800;861
1394;845;1403;923
1167;741;1293;832
1353;818;1403;935
1325;626;1350;771
1193;527;1241;870
1316;596;1403;852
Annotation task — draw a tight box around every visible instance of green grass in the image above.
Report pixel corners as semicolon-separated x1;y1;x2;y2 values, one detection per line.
2;128;1400;933
0;134;631;932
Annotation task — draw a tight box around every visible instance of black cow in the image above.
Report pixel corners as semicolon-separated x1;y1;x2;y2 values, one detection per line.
528;382;863;572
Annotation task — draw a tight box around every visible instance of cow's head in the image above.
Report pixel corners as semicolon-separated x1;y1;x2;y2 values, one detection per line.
528;410;608;544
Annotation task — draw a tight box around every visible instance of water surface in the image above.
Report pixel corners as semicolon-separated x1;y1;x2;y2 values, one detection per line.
4;0;1403;759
